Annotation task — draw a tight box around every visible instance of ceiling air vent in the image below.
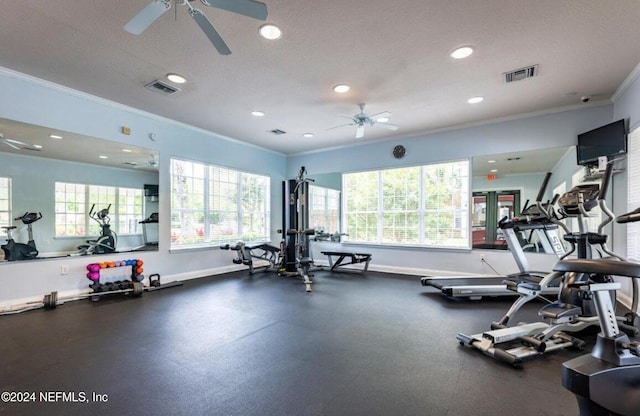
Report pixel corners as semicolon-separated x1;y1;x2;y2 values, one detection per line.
269;129;286;135
144;80;181;95
503;65;538;83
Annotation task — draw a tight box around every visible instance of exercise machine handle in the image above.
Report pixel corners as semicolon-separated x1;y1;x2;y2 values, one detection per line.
536;172;552;202
599;161;614;200
616;207;640;224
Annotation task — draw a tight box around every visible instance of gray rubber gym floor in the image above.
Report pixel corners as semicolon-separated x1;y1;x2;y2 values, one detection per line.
1;270;599;415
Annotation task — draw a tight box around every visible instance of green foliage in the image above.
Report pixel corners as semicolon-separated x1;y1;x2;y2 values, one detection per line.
344;161;469;247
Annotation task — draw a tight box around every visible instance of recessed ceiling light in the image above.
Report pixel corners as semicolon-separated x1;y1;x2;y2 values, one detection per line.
33;144;43;149
490;169;498;173
302;133;314;138
450;46;474;59
98;155;108;159
259;24;282;40
166;73;187;84
333;84;350;93
122;148;132;153
377;117;389;123
488;160;496;163
50;134;63;139
251;111;265;117
467;96;484;104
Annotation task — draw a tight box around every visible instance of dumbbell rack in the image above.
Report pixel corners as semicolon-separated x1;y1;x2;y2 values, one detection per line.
0;259;182;315
85;259;145;294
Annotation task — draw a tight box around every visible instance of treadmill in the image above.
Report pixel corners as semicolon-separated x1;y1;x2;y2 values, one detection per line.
421;172;566;300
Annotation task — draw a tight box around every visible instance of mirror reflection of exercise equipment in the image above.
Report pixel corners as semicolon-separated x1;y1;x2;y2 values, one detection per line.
77;204;117;255
472;190;520;250
135;212;158;251
1;212;42;261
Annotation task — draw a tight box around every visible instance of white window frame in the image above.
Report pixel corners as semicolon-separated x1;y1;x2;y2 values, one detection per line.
54;182;144;237
0;177;11;229
170;158;271;248
342;160;470;248
309;185;341;234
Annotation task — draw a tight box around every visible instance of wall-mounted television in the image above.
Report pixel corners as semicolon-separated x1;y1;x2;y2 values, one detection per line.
576;119;627;166
144;184;159;197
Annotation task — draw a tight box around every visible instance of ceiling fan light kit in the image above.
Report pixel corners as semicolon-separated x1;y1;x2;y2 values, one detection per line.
124;0;269;55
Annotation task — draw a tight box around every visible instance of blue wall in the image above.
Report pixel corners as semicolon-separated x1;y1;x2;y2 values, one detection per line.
2;61;640;308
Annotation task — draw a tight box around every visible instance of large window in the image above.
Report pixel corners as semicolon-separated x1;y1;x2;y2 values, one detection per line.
54;182;144;237
170;158;270;247
0;177;10;228
343;160;470;247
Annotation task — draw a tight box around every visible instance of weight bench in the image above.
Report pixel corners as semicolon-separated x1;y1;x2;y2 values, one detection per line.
321;251;372;274
220;242;281;275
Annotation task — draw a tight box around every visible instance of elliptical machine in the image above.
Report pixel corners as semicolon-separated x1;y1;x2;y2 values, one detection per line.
457;162;637;364
555;202;640;415
1;212;42;261
77;204;117;255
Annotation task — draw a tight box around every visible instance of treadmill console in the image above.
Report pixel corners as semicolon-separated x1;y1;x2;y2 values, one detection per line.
558;184;600;215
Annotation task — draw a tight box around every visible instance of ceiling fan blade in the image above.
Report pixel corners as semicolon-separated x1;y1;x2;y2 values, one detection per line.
338;114;356;121
2;141;21;150
326;123;354;131
124;0;171;35
375;122;399;131
4;138;27;145
190;8;232;55
369;111;391;120
200;0;268;21
356;125;365;139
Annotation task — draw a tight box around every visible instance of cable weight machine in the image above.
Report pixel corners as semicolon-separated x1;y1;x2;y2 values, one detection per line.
279;166;315;292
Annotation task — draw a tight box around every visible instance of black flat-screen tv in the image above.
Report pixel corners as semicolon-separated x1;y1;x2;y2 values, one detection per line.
576;119;627;166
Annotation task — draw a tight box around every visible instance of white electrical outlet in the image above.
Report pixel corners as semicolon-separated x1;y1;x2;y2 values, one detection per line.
60;265;69;275
480;254;486;262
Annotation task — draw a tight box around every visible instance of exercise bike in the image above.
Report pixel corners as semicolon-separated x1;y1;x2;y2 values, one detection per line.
77;204;117;255
554;204;640;416
1;212;42;261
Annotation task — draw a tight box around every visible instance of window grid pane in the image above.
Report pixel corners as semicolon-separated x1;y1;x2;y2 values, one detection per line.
171;160;206;245
118;187;144;234
171;158;271;248
343;160;470;247
0;177;10;228
55;182;144;237
344;171;379;243
309;185;340;234
55;182;87;236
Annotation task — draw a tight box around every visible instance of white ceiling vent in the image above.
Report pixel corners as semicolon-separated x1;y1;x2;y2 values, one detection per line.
144;80;181;95
503;65;539;83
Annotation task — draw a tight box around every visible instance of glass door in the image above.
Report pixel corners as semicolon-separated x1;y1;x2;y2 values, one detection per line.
472;190;520;249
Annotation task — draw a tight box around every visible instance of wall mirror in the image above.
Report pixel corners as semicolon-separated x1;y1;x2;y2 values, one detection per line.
471;146;576;252
307;173;342;241
0;118;159;262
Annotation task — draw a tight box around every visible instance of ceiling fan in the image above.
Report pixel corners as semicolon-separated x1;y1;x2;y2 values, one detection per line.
124;0;268;55
328;103;399;139
0;133;41;152
123;154;159;169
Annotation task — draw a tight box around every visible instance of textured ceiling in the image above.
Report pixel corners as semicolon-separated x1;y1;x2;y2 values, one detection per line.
1;0;640;155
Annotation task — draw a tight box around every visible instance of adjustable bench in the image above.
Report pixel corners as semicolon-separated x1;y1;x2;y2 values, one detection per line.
220;242;281;275
321;251;372;274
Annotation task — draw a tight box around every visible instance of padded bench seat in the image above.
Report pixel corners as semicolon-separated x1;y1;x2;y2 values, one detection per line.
321;251;372;274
